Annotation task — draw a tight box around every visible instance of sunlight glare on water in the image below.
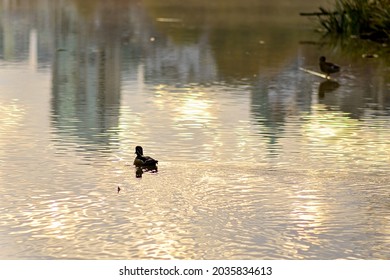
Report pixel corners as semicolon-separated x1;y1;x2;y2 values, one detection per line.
0;0;389;260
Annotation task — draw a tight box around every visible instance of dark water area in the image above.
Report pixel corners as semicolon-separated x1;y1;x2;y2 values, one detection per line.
0;0;389;259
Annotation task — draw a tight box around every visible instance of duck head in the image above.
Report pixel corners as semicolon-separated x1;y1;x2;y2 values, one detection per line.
319;56;326;62
135;146;144;156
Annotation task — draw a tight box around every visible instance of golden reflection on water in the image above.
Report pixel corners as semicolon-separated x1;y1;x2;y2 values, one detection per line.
302;104;390;170
175;97;211;124
154;85;213;125
290;190;326;249
0;99;25;130
0;98;26;187
44;201;70;240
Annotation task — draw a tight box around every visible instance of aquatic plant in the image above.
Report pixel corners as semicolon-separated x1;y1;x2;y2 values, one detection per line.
304;0;390;42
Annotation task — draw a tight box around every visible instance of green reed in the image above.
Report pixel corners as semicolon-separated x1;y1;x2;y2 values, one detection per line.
316;0;390;41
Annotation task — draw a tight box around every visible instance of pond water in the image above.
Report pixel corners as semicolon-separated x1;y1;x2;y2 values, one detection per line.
0;0;389;260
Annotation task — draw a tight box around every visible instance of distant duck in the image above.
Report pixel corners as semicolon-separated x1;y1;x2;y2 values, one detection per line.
133;146;158;167
319;56;340;79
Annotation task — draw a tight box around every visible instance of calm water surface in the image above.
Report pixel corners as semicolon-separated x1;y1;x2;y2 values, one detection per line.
0;0;389;259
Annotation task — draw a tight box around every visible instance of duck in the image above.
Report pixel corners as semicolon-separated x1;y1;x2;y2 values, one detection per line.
133;146;158;167
319;56;340;79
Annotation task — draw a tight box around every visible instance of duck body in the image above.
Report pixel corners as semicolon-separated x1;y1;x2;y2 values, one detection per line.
133;146;158;167
319;56;340;78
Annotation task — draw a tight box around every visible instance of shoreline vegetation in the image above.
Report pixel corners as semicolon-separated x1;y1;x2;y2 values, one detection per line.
301;0;390;43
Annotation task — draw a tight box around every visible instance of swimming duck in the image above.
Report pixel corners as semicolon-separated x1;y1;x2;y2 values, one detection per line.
319;56;340;79
133;146;158;167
